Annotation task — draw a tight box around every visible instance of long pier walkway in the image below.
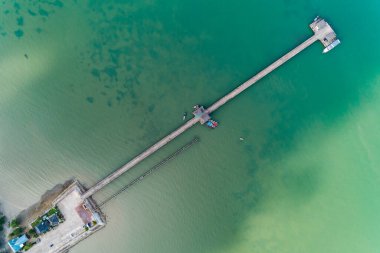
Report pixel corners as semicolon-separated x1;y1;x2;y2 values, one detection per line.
206;35;317;114
82;17;339;200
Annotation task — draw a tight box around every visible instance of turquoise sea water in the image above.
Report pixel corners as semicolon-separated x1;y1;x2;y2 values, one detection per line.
1;0;380;252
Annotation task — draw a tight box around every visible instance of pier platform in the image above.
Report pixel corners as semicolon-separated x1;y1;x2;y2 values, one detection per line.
310;17;341;53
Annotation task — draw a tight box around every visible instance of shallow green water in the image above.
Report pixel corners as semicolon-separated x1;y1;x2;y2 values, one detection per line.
1;0;380;252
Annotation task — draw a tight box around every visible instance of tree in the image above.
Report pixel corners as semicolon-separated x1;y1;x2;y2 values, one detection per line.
27;228;38;239
9;219;19;229
9;227;24;238
0;215;5;226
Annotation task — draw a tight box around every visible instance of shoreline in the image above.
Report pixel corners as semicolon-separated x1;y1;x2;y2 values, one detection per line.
16;179;75;228
6;180;106;253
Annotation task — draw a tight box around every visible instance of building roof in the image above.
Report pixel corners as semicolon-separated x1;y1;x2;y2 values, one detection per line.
192;106;211;124
48;214;60;226
8;234;28;253
35;220;50;234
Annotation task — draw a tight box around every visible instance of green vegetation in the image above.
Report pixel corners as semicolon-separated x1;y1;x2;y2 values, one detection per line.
9;227;24;238
23;241;35;251
27;228;38;239
0;215;5;226
31;206;62;229
47;207;58;216
31;217;42;228
9;219;19;228
0;212;6;248
0;214;6;232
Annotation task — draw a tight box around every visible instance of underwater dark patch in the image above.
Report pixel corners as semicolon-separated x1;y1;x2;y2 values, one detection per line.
14;29;24;38
86;96;94;104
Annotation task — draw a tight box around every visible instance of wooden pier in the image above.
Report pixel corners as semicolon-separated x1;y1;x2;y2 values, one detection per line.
81;17;339;200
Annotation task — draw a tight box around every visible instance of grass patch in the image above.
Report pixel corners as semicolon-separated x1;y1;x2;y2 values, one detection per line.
47;207;58;217
31;217;43;228
23;241;35;251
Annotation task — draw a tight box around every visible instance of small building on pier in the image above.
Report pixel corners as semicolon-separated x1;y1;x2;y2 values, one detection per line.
192;105;210;124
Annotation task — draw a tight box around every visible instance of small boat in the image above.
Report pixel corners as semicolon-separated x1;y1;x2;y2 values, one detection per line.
206;120;218;129
183;112;187;120
323;39;341;53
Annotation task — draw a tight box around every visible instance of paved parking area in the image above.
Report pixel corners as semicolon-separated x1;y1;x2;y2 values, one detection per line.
28;186;86;253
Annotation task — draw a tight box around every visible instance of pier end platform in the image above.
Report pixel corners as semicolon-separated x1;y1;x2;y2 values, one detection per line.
310;16;341;53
